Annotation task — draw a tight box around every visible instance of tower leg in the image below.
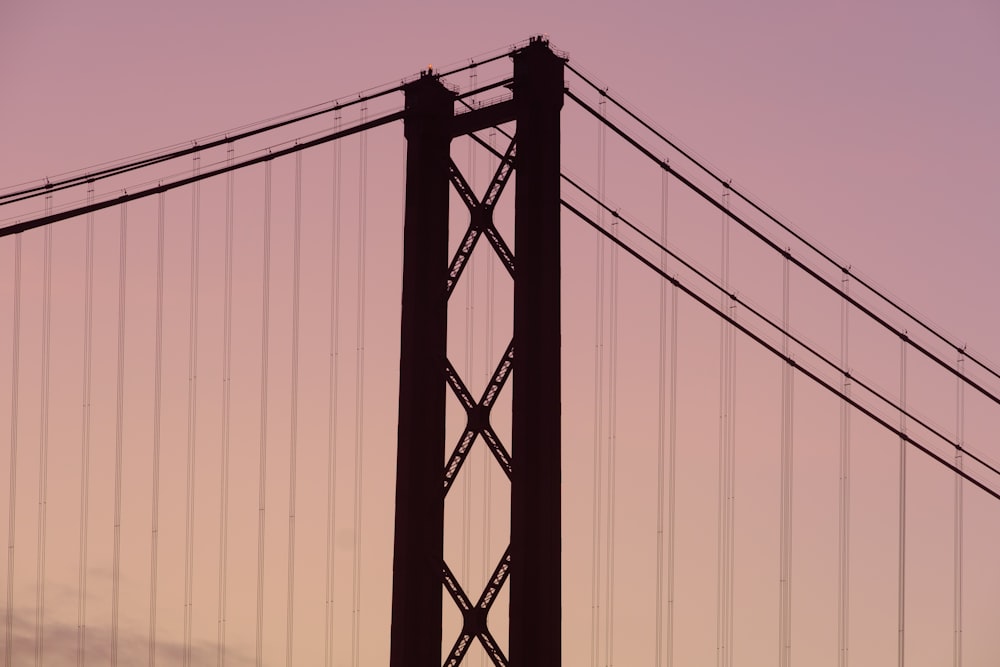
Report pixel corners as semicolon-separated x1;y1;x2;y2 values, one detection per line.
390;72;454;667
510;38;565;666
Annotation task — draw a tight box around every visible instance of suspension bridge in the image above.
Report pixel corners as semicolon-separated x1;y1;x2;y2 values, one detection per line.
1;37;998;666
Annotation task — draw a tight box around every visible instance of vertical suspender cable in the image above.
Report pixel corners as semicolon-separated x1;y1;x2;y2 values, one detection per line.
35;195;53;667
602;92;621;667
149;192;166;666
463;208;473;589
256;159;274;667
784;287;793;667
667;246;679;667
463;66;477;594
778;251;793;667
717;188;735;667
351;105;368;667
590;124;605;667
897;337;907;667
953;350;964;667
838;271;851;667
726;196;736;665
655;170;668;667
217;144;235;667
324;113;343;667
77;183;95;667
5;233;22;667
481;124;496;667
111;201;128;667
286;151;303;667
717;212;726;667
183;153;201;667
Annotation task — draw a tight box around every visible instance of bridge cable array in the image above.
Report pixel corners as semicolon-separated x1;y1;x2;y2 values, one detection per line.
558;195;1000;502
2;48;998;665
460;95;1000;495
0;88;398;210
0;46;521;209
565;62;1000;392
557;170;1000;485
564;89;1000;483
0;108;405;240
457;89;1000;665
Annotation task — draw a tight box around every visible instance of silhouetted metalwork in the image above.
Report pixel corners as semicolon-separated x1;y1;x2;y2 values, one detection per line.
391;37;564;667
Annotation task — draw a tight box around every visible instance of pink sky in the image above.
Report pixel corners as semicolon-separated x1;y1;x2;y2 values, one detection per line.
2;1;999;665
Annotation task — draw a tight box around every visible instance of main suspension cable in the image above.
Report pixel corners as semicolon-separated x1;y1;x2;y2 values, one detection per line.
0;86;405;208
565;63;1000;388
470;101;981;470
564;91;1000;425
560;173;1000;483
2;109;404;241
2;47;518;208
560;200;1000;502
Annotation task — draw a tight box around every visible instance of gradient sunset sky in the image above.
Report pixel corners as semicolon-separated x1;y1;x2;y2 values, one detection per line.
2;1;999;665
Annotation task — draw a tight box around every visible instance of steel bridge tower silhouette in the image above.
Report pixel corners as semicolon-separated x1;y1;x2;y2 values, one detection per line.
394;38;563;666
3;33;1000;667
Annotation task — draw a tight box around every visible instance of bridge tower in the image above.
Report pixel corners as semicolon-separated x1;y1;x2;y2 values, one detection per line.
390;37;564;666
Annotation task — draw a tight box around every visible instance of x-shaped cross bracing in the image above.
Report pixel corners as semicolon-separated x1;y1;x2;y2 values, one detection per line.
440;135;517;666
